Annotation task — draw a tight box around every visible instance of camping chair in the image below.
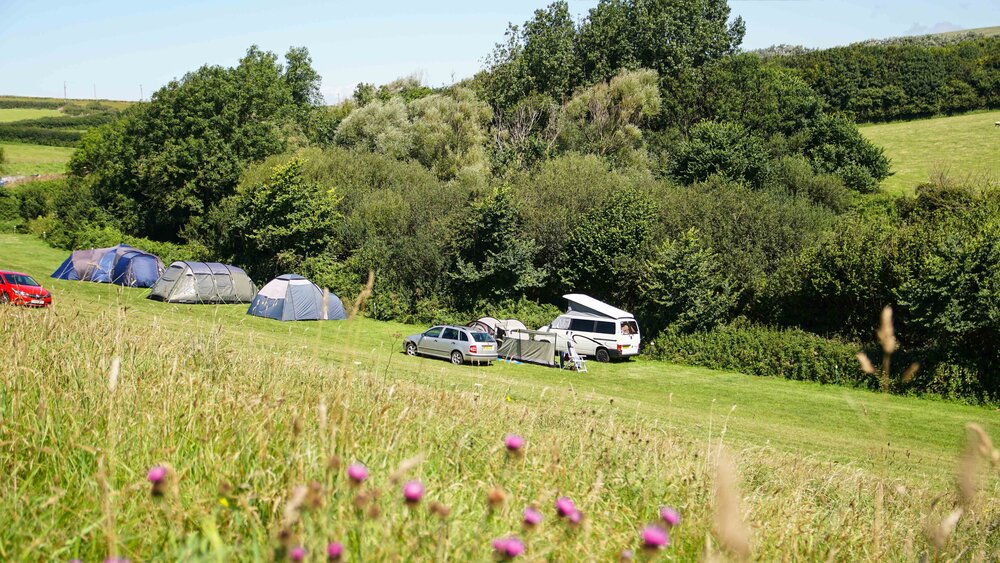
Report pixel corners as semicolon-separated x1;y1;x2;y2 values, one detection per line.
564;348;587;373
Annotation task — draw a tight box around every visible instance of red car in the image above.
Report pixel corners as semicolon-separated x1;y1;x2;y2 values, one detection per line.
0;270;52;307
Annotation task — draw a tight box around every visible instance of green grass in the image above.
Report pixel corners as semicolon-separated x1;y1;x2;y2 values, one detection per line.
0;142;74;175
0;95;134;111
2;232;998;559
860;110;1000;195
0;108;63;122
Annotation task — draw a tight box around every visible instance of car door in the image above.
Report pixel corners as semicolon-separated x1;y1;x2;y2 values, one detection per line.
419;327;445;357
440;327;461;357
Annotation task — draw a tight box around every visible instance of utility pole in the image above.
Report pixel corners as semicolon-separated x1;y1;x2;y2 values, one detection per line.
139;84;143;101
93;84;97;100
63;81;67;102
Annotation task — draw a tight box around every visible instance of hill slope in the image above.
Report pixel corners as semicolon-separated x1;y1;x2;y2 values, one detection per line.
860;110;1000;194
4;232;999;559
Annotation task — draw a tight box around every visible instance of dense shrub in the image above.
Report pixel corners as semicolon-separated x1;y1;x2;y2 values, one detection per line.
0;126;82;146
646;323;870;388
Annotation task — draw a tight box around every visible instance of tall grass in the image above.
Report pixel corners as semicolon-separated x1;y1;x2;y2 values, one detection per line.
1;303;998;560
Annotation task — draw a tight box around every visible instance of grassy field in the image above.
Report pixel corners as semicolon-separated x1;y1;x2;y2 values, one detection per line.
860;110;1000;195
0;108;63;122
1;232;998;560
0;142;74;175
0;95;133;111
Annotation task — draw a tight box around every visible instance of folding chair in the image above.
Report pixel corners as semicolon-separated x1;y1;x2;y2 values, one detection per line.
569;350;587;373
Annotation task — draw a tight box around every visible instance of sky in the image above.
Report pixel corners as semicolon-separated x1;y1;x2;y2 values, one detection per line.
0;0;996;103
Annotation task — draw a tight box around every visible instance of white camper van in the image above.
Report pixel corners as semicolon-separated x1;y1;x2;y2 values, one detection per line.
539;294;641;362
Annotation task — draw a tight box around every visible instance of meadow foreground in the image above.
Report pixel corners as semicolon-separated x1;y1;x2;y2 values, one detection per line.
2;233;999;560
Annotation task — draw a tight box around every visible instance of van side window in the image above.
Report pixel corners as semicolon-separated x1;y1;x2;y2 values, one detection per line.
569;319;595;332
595;321;615;334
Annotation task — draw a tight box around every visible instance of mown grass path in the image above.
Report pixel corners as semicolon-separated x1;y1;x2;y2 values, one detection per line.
1;233;997;487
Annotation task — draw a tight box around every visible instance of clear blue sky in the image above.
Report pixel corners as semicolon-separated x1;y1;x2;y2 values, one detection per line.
0;0;996;102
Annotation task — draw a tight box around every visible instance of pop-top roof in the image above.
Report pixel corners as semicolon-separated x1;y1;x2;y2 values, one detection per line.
563;293;633;319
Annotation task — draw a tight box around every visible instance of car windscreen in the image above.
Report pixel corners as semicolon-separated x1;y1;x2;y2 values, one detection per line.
6;274;40;286
471;332;494;342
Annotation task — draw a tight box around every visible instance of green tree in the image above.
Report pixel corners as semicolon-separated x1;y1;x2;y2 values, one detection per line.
802;114;891;193
559;187;658;307
452;186;546;305
228;158;341;281
639;228;738;334
667;120;771;188
70;45;323;242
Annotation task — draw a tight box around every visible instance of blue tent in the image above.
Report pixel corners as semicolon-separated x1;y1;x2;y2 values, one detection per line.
52;245;165;287
247;274;347;321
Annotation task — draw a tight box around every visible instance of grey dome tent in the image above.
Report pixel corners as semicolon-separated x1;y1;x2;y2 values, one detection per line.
247;274;347;321
148;261;257;304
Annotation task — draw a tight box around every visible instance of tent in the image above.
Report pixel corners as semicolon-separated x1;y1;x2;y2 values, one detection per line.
497;329;557;366
468;317;501;335
247;274;346;321
52;245;165;288
148;261;257;304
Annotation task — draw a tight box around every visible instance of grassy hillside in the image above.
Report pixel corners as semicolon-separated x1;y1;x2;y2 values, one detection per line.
0;108;63;122
0;95;133;111
860;110;1000;194
2;232;998;559
0;142;75;175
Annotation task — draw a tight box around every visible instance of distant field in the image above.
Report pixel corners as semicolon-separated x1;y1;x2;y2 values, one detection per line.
0;142;74;175
860;110;1000;195
931;25;1000;38
0;108;62;122
0;95;133;111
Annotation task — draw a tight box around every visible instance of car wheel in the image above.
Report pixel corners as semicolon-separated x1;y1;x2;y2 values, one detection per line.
0;293;8;305
595;348;610;363
450;350;464;365
405;342;417;356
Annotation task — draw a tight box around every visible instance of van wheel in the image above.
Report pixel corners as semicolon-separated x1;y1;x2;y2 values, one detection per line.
451;351;464;365
405;342;417;356
595;348;610;363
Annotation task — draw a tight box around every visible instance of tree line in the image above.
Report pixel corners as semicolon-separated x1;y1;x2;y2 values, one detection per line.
9;0;997;402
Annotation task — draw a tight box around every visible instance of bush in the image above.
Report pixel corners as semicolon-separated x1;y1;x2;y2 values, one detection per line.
0;125;82;146
646;322;870;388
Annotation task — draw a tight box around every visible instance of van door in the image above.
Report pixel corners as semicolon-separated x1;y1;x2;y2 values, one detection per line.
568;318;598;355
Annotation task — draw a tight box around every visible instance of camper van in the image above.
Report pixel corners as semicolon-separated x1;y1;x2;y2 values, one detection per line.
538;294;641;362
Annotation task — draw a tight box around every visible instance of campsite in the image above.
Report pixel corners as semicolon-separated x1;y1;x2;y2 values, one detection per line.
2;0;1000;560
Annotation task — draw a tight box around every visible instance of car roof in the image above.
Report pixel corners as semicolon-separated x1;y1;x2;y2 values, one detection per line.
0;270;31;277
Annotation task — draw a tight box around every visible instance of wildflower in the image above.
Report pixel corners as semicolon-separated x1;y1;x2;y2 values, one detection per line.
430;501;451;518
492;536;525;559
659;506;681;527
347;463;369;484
523;506;542;527
289;546;306;561
505;434;525;452
327;542;344;561
403;480;424;504
147;466;167;484
642;525;669;550
488;487;506;508
218;497;230;508
619;549;635;560
555;496;575;517
307;480;325;509
147;465;168;496
568;509;582;525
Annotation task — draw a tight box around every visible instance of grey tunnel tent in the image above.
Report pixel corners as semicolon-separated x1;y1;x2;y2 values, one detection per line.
246;274;347;321
148;261;257;304
497;329;557;366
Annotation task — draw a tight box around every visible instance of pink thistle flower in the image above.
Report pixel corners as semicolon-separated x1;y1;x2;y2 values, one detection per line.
504;434;525;452
347;463;369;484
327;542;344;561
555;496;575;517
492;536;525;559
147;466;167;484
523;506;542;527
403;480;424;504
567;509;582;524
620;550;635;561
289;546;306;562
642;525;670;549
659;506;681;527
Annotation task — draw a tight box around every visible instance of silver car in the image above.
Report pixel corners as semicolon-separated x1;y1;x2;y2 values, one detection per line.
403;325;498;365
